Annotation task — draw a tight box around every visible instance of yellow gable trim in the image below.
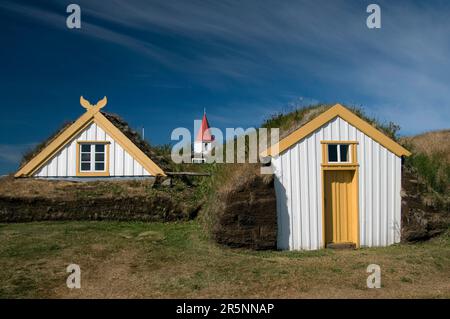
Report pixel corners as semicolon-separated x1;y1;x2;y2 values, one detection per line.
15;106;165;177
93;112;166;176
15;108;97;177
261;104;411;158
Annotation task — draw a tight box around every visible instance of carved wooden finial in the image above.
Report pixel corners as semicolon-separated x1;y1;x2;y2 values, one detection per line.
80;96;107;110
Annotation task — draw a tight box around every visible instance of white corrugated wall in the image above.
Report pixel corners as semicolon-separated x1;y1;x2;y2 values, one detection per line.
34;122;152;177
272;116;402;250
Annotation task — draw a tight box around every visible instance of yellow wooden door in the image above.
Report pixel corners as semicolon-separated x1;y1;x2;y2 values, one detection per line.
324;170;356;245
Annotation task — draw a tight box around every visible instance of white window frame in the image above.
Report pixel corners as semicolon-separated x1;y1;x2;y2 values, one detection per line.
79;143;107;172
328;144;351;163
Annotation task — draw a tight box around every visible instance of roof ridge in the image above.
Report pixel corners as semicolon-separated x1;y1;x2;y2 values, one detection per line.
261;104;411;157
16;104;166;177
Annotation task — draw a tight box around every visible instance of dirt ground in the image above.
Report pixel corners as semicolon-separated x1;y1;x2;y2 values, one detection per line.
0;221;449;299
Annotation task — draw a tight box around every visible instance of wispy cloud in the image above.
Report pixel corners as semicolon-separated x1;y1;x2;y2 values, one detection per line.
1;0;449;133
0;1;185;69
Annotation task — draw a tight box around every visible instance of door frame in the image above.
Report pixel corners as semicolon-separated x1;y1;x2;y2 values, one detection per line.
321;141;360;248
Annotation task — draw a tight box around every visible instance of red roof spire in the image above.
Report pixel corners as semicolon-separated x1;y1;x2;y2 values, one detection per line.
196;111;214;142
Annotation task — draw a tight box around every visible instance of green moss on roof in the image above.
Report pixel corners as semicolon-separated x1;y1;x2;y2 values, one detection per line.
262;103;401;141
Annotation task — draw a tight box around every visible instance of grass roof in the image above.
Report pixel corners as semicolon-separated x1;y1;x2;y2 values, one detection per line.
19;112;171;172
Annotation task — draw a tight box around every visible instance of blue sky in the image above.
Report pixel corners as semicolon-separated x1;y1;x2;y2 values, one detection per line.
1;0;449;174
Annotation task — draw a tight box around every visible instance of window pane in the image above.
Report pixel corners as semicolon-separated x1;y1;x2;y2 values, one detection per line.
328;144;338;162
81;153;91;161
81;144;90;152
95;163;105;171
95;153;104;161
340;145;349;162
81;163;90;171
95;144;105;152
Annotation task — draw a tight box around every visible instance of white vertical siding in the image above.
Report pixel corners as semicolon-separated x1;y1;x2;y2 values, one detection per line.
34;122;152;177
272;116;402;250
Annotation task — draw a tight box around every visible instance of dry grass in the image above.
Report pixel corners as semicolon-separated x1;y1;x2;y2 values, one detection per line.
265;104;331;140
0;221;448;299
0;176;156;199
402;130;450;162
401;129;450;207
0;176;203;223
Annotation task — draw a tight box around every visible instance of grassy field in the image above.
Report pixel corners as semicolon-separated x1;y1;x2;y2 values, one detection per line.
0;221;449;299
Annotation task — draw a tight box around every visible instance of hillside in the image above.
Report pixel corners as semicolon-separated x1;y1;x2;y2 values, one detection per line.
402;130;450;162
400;130;450;241
401;129;449;209
0;176;203;223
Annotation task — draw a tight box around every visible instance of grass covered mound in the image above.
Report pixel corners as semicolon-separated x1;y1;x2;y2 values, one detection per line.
402;130;450;204
200;163;277;249
0;176;202;222
400;130;450;241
